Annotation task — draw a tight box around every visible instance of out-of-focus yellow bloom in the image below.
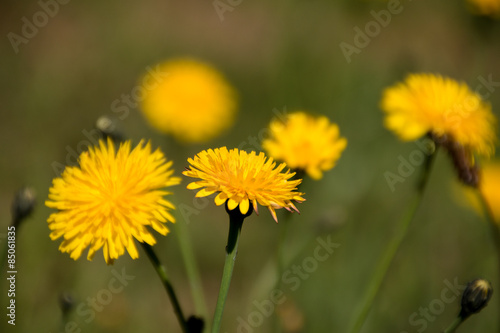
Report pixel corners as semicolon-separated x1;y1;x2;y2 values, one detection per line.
183;147;305;222
467;0;500;17
381;73;496;157
140;58;237;143
46;138;181;264
262;112;347;180
461;161;500;223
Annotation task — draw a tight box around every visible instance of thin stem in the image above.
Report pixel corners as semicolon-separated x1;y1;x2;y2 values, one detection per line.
443;317;463;333
174;220;209;324
348;149;438;333
477;189;500;331
211;210;245;333
141;242;188;333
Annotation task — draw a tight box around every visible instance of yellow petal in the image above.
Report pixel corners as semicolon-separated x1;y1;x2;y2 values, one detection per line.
196;188;217;197
214;192;228;206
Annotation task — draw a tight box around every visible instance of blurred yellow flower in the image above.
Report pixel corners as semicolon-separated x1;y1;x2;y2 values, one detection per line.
381;73;496;157
467;0;500;17
140;58;237;143
46;138;181;264
262;111;347;180
183;147;305;222
461;161;500;223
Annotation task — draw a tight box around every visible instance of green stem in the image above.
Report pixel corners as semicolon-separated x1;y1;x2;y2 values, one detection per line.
211;210;245;333
477;189;500;331
174;219;209;324
443;317;464;333
141;242;188;333
348;149;438;333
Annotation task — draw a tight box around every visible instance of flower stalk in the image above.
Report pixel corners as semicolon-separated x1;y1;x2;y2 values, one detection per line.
211;205;251;333
348;147;438;333
141;242;188;333
443;317;464;333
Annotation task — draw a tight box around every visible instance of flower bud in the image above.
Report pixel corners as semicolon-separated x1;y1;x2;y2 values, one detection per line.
96;116;125;143
459;279;493;320
11;187;36;228
59;292;75;318
186;315;204;333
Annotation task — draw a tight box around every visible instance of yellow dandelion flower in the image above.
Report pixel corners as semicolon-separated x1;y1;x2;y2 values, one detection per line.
467;0;500;17
381;73;497;157
45;138;181;264
183;147;305;222
139;58;237;143
262;111;347;180
461;161;500;223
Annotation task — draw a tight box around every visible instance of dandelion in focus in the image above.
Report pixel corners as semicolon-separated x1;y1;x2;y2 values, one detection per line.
139;58;237;143
45;138;181;264
183;147;305;331
262;111;347;180
183;147;305;222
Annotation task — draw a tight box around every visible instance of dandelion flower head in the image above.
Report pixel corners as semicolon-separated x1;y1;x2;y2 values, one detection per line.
262;111;347;180
45;138;181;264
381;73;496;157
139;58;237;143
183;147;305;222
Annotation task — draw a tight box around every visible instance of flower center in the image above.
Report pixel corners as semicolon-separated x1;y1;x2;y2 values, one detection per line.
100;182;126;217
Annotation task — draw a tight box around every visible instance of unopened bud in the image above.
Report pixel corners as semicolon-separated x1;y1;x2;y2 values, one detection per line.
59;292;75;318
459;279;493;320
11;187;36;228
186;315;204;333
96;116;125;143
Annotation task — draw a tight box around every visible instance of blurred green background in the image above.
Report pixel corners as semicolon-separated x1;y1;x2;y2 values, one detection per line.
1;0;500;332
